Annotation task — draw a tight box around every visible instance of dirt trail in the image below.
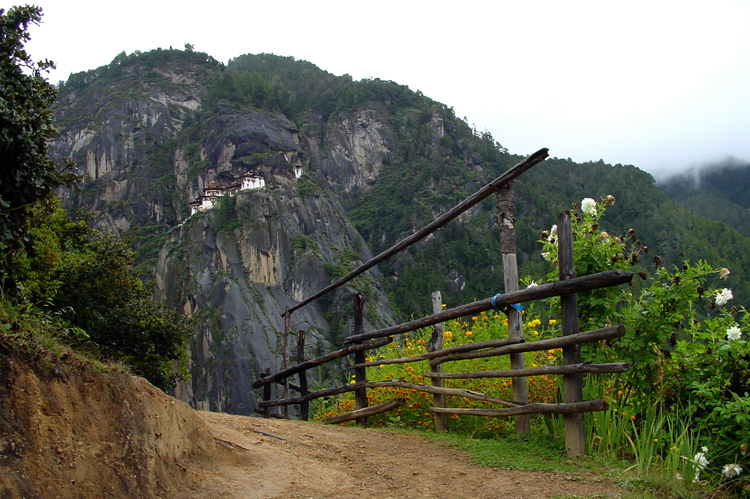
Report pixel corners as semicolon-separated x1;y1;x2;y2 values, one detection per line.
0;347;623;499
194;412;623;499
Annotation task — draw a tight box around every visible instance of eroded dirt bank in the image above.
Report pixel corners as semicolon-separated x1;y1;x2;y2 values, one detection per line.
0;347;623;498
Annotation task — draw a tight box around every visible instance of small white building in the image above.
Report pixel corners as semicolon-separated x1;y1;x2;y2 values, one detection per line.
240;172;265;190
190;181;224;215
189;174;266;216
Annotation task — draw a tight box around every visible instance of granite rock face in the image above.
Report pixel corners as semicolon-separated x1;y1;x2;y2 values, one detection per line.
51;53;398;414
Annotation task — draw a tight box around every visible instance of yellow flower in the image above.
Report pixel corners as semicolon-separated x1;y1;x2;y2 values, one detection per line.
472;316;479;321
465;331;473;336
549;319;558;325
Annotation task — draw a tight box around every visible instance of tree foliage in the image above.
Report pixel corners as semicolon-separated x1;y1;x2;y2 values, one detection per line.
0;10;191;389
12;200;192;390
0;6;77;253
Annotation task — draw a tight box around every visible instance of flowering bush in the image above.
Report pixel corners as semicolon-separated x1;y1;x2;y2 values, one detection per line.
540;195;637;332
542;196;750;495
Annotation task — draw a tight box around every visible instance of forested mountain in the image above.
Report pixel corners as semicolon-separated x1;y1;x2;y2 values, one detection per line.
658;158;750;237
50;48;750;415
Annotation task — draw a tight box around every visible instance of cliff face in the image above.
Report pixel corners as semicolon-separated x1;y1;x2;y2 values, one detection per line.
316;108;395;194
51;53;221;232
154;185;394;414
51;52;397;415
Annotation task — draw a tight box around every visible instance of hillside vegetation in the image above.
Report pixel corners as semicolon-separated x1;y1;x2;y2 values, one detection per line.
659;158;750;237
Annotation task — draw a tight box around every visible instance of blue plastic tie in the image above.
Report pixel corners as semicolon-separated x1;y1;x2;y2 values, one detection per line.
491;293;523;315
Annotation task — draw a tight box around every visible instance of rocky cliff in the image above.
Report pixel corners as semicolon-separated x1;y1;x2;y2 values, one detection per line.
51;50;398;415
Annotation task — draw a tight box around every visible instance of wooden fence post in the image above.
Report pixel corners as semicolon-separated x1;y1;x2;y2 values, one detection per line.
297;329;309;420
496;183;530;439
558;211;585;457
352;292;368;427
263;367;272;418
282;309;291;419
428;291;448;432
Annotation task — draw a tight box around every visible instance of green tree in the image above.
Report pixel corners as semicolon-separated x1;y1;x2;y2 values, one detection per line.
12;200;192;390
0;6;77;255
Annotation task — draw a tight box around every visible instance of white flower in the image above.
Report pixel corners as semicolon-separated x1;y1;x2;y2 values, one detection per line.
542;251;552;262
715;288;733;306
723;463;743;478
726;324;742;341
581;198;597;216
548;224;558;242
527;281;539;288
694;450;710;469
719;267;731;280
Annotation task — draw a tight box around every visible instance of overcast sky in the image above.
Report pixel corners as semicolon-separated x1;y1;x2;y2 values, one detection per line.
21;0;750;179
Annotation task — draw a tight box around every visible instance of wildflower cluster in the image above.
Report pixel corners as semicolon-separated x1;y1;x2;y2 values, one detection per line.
314;310;567;438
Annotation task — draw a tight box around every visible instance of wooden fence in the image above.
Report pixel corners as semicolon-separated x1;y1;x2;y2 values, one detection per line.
251;148;633;457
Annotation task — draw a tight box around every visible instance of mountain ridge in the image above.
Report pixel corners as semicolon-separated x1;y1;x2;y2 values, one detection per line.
50;48;750;415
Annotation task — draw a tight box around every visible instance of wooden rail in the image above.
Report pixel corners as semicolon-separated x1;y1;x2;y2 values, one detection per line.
252;336;392;388
345;272;631;344
252;148;634;457
287;148;549;315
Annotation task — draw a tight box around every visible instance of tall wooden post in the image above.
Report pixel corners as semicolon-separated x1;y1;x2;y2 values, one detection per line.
262;367;272;418
282;309;291;419
352;292;368;427
428;291;448;432
558;211;585;457
496;183;530;439
297;329;309;421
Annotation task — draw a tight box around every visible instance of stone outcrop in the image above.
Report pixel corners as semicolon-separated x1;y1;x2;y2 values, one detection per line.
50;52;399;415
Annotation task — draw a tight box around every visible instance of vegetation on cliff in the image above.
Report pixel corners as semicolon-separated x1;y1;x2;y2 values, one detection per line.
0;6;191;391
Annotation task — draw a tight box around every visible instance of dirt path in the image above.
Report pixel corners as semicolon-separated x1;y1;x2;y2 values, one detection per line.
192;412;623;499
